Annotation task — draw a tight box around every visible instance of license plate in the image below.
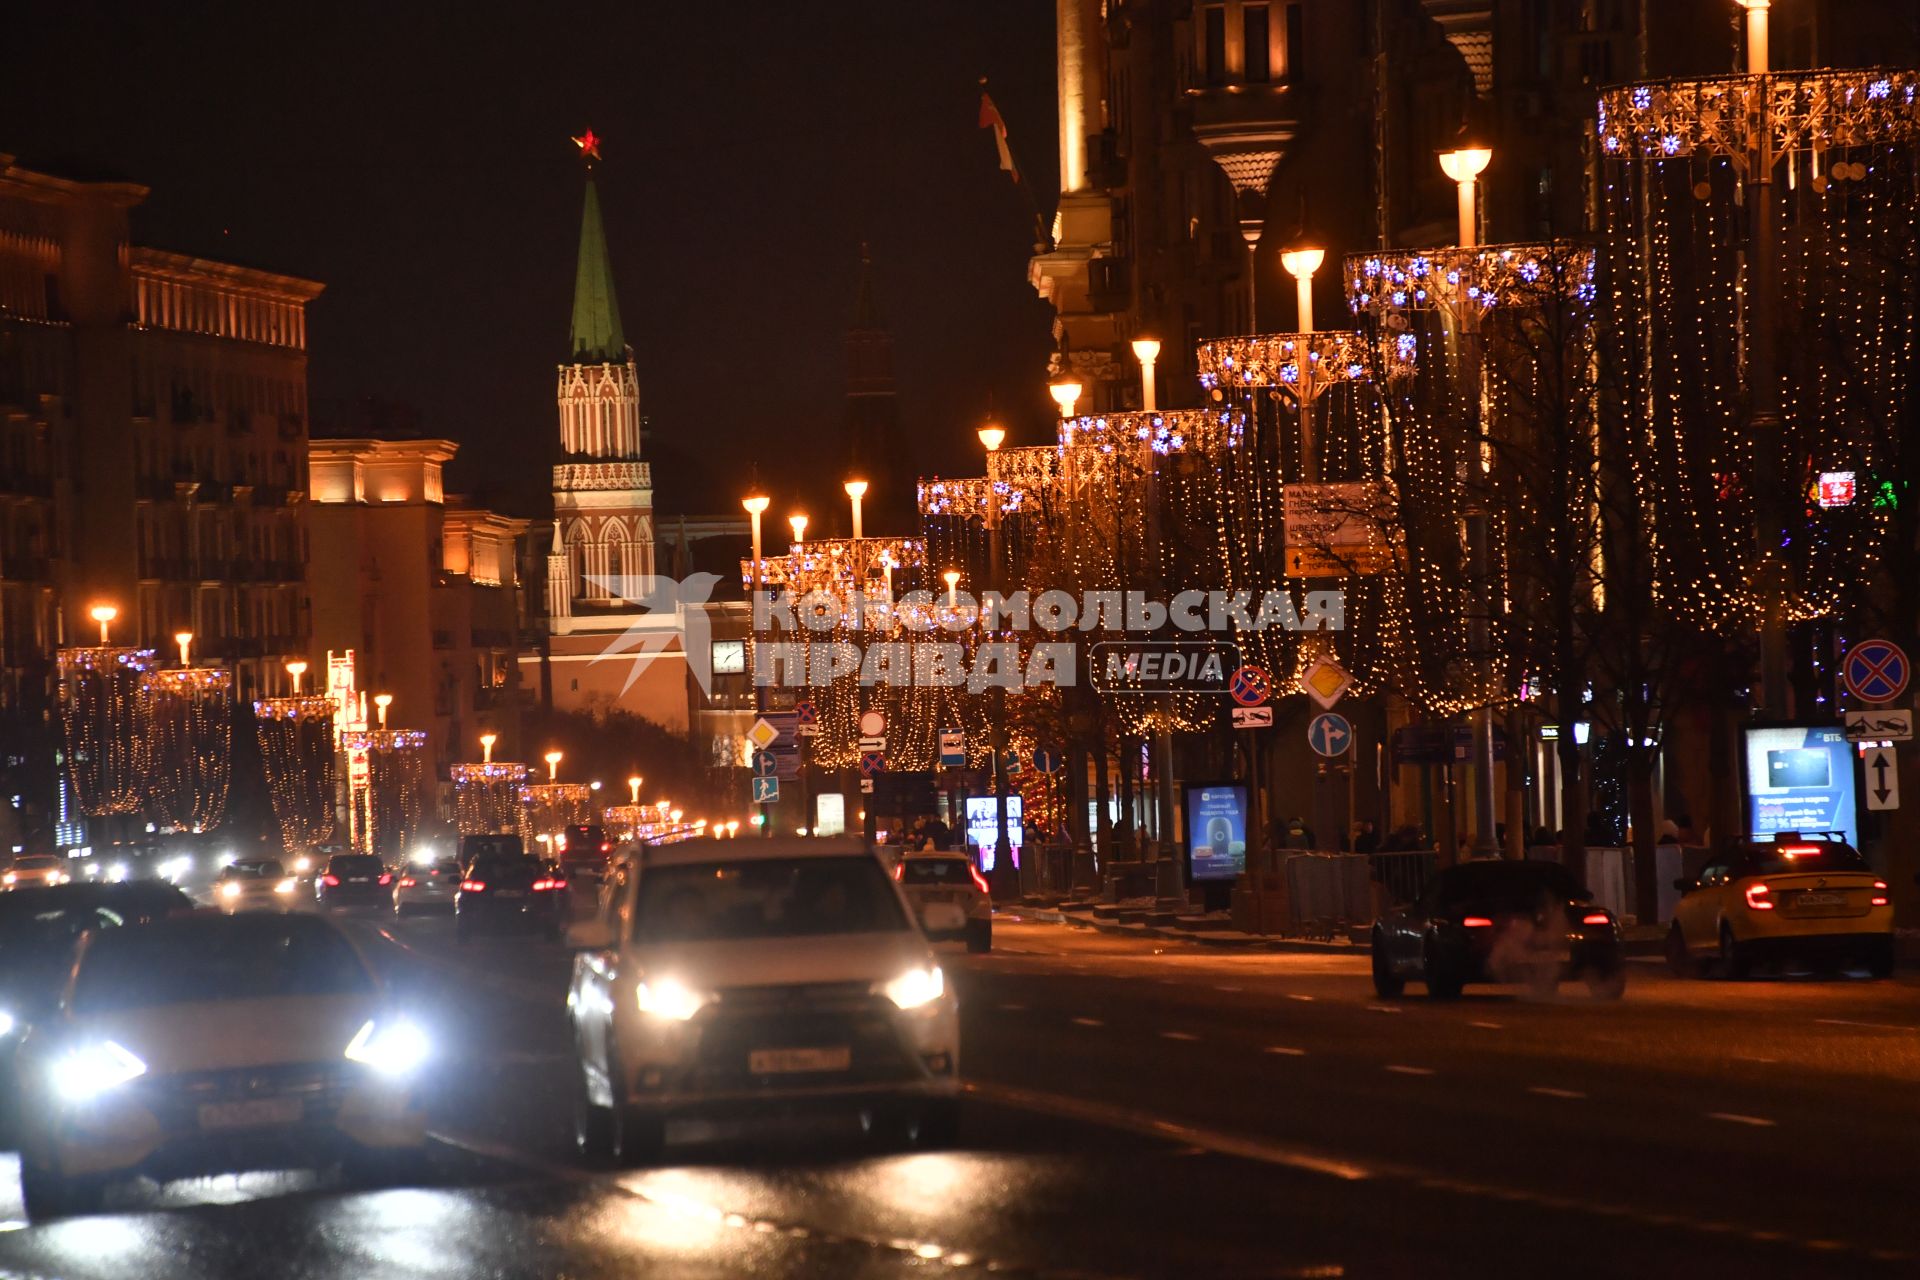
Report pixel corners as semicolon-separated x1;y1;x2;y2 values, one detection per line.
496;889;524;899
1797;892;1846;906
749;1046;851;1074
348;877;370;883
199;1096;303;1130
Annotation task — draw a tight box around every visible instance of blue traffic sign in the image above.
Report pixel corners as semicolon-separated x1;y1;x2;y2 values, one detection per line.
1844;639;1910;704
1032;748;1062;774
751;776;780;803
1228;665;1271;707
1308;711;1353;758
751;750;777;778
794;699;817;726
860;750;886;778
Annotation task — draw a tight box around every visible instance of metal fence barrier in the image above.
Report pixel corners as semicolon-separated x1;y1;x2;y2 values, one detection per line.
1369;851;1438;907
1284;853;1374;938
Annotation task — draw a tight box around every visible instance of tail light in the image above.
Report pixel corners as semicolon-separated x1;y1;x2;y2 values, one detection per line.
969;865;990;895
460;879;486;892
1872;880;1889;906
1462;916;1494;928
1581;912;1611;925
533;877;567;891
1777;844;1818;858
322;874;340;887
600;842;612;853
1744;883;1774;910
378;873;393;886
891;861;904;881
398;877;416;889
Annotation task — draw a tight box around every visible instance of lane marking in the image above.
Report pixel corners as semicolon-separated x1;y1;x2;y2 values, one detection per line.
1287;994;1315;1003
1815;1018;1917;1033
1159;1031;1201;1042
1264;1046;1307;1057
1366;1005;1403;1014
1071;1016;1105;1028
1733;1055;1778;1064
1527;1086;1586;1100
1383;1065;1435;1076
1469;1021;1502;1030
1706;1112;1776;1128
1213;985;1244;993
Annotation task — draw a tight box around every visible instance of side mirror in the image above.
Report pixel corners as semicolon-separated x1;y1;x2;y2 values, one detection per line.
1672;877;1695;892
922;902;967;934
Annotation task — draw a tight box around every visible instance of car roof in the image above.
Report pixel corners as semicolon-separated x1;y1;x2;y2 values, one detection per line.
638;836;875;869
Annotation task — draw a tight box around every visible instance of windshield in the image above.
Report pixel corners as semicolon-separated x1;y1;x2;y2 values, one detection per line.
462;835;523;861
1436;860;1585;907
14;857;62;871
900;860;975;885
326;855;384;876
633;856;909;943
470;852;539;878
1740;843;1870;876
224;860;285;879
71;915;375;1013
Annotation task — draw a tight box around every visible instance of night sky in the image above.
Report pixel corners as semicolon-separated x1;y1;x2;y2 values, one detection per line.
3;0;1061;526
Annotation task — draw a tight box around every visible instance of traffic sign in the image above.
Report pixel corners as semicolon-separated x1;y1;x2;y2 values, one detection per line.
1864;745;1900;810
939;729;966;768
746;717;780;752
1232;705;1274;730
1307;711;1353;757
794;699;819;738
858;709;887;738
1843;639;1910;704
751;776;780;804
1228;664;1271;707
858;735;887;753
1845;707;1913;742
751;750;777;778
1001;750;1023;776
860;778;875;794
1301;655;1352;709
859;751;886;778
1032;748;1062;774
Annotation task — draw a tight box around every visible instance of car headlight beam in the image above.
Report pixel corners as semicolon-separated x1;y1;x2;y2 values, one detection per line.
882;964;945;1011
54;1040;148;1103
344;1018;431;1077
635;977;707;1021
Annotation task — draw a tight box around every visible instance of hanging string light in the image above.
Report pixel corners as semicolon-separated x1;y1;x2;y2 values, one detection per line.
341;728;431;858
56;644;155;816
252;695;338;855
143;665;233;833
452;761;528;836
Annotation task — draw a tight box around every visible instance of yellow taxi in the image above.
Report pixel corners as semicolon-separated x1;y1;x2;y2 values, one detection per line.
1667;835;1893;978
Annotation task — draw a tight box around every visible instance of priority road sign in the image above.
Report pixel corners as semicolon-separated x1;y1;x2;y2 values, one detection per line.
1232;705;1274;730
746;717;780;752
1307;711;1353;757
1302;656;1352;709
1843;639;1910;704
859;750;886;778
751;750;777;778
751;776;780;804
1864;745;1900;811
1228;664;1271;707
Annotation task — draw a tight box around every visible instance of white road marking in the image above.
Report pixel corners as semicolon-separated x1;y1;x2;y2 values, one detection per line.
1707;1112;1777;1128
1265;1046;1308;1057
1214;984;1244;993
1815;1018;1917;1033
1384;1064;1435;1076
1071;1016;1105;1028
1160;1030;1201;1042
1733;1055;1778;1064
1366;1004;1403;1014
1528;1086;1586;1100
1288;994;1316;1002
1469;1020;1503;1030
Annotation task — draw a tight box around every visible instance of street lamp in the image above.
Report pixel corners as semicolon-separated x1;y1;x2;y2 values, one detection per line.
1048;377;1082;420
480;732;497;764
1280;247;1325;334
286;659;308;694
789;512;808;547
1737;0;1769;74
628;774;643;804
1130;338;1162;412
978;425;1016;897
976;422;1006;455
544;749;563;782
943;568;961;608
373;693;393;729
88;604;117;645
173;631;194;667
1438;144;1493;249
844;479;868;540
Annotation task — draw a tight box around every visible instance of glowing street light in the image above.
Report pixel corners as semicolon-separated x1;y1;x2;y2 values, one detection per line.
943;568;962;608
1438;145;1494;249
1280;247;1325;334
977;422;1006;454
628;774;643;804
373;693;393;729
173;631;194;667
788;512;808;546
1130;338;1162;411
480;732;497;764
88;603;117;645
286;659;308;694
544;750;563;782
1048;377;1082;420
844;479;868;540
1737;0;1770;75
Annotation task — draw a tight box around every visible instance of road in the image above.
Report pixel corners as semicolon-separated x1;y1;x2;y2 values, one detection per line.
1;907;1917;1278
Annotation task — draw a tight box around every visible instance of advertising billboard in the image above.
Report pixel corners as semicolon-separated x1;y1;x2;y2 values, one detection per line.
1742;724;1858;849
965;795;1023;872
1184;783;1249;882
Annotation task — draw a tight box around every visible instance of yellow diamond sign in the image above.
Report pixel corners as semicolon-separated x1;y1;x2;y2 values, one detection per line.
746;717;780;752
1302;656;1351;709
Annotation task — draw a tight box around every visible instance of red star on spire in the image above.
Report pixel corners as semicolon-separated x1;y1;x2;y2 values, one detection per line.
571;129;602;165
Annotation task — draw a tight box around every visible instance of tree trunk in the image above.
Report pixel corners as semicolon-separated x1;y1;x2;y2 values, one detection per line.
1627;751;1658;924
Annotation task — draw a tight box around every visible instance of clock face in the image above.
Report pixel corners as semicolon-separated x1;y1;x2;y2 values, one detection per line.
710;639;746;674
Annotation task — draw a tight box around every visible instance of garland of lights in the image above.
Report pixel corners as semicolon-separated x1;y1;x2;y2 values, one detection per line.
142;667;233;833
341;729;430;858
56;646;156;816
452;761;527;836
520;781;594;843
253;696;337;854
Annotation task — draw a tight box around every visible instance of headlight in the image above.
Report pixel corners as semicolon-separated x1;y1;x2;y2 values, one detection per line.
3;872;14;885
53;1040;148;1102
635;977;707;1021
220;881;242;899
294;856;312;874
0;1010;16;1038
882;964;945;1011
109;862;128;882
344;1018;431;1077
275;878;297;895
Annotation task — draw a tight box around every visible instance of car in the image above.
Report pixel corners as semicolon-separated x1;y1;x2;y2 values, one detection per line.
315;853;393;909
1371;858;1625;1000
11;911;430;1220
893;853;992;952
455;848;569;942
566;837;962;1165
5;856;71;890
393;858;463;915
214;858;300;913
559;825;615;885
1667;835;1893;978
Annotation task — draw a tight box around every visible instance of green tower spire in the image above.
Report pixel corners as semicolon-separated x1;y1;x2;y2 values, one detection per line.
568;178;626;364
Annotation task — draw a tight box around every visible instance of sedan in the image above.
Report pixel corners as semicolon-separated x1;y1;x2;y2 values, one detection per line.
12;911;430;1220
213;858;300;913
1667;836;1893;978
393;858;463;916
5;856;71;891
456;851;568;942
893;853;992;952
1372;858;1624;999
316;854;392;909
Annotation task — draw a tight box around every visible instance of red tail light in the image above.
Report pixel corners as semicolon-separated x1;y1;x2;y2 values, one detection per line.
460;879;486;892
1778;845;1818;857
1744;883;1774;910
1462;916;1494;928
1872;880;1889;906
398;876;416;888
600;842;612;852
533;877;567;891
969;865;990;895
322;874;340;887
891;861;904;881
377;873;393;886
1581;912;1611;925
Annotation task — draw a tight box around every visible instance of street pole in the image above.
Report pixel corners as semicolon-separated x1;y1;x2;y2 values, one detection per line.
744;493;772;838
980;423;1015;897
1742;1;1789;718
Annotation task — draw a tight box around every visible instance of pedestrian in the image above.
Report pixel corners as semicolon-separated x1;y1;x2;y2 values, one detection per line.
1353;821;1379;855
1282;816;1313;849
925;815;953;851
1675;813;1698;845
1657;816;1679;843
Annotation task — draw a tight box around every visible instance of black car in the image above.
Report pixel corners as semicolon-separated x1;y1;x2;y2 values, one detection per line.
1371;859;1624;999
559;825;613;883
456;849;568;942
316;853;392;908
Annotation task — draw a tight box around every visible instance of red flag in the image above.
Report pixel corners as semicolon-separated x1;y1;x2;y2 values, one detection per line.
978;91;1019;184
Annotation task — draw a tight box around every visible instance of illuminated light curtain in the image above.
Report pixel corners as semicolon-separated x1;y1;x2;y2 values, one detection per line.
143;667;233;833
342;729;431;859
452;762;527;836
520;782;593;845
253;696;338;854
57;647;157;816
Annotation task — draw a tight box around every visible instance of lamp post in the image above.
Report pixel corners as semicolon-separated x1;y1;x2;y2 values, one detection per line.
943;569;961;608
628;774;643;805
1048;377;1082;421
480;732;497;764
978;422;1015;896
88;604;117;646
544;750;563;783
173;631;194;667
373;693;393;730
1280;247;1324;336
788;513;808;548
1738;0;1769;75
744;491;775;838
1130;339;1161;412
1280;246;1326;483
844;480;868;540
1438;145;1493;249
286;660;307;695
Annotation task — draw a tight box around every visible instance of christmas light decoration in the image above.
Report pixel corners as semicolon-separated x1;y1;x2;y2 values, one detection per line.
341;728;431;858
452;761;528;836
143;666;232;832
252;695;338;855
57;646;155;816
